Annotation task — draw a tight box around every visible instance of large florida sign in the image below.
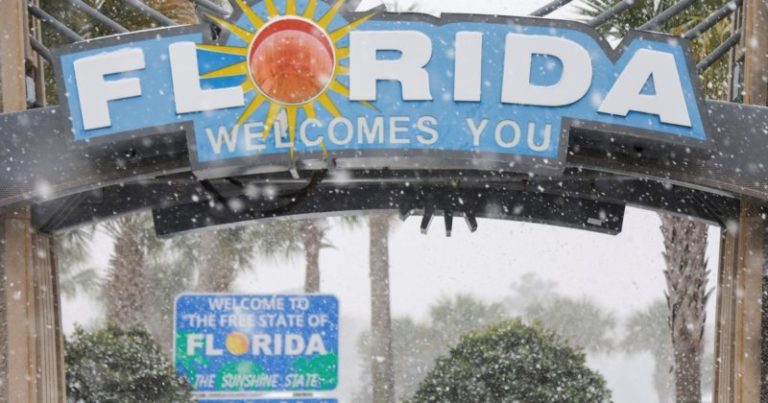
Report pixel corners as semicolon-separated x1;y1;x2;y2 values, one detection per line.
53;0;708;177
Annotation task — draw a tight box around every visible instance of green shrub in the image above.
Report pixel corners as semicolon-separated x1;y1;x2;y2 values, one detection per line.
411;319;611;402
65;324;192;403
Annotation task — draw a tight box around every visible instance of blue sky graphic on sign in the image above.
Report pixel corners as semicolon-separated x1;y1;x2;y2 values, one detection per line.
174;294;339;393
55;0;708;173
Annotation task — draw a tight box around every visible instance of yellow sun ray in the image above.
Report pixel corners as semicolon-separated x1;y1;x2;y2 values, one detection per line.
286;106;298;158
233;0;265;29
318;0;346;28
320;139;329;160
302;103;316;120
303;0;318;18
241;79;255;93
265;0;279;17
317;93;342;118
285;0;297;15
329;80;349;97
262;102;282;138
201;62;248;79
335;65;349;76
330;13;375;43
336;47;349;59
237;94;266;125
207;14;255;43
328;79;378;111
207;0;381;152
197;44;248;56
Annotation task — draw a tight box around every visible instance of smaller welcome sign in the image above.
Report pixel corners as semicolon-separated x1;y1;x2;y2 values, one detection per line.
174;294;339;393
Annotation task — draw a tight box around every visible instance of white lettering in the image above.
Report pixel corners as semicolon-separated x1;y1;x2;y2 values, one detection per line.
467;118;489;146
389;116;410;145
494;120;521;148
416;116;439;145
74;47;145;130
527;123;552;152
169;42;245;114
599;48;692;127
206;125;240;154
350;31;433;101
502;34;592;107
358;116;385;144
454;32;483;101
328;117;354;145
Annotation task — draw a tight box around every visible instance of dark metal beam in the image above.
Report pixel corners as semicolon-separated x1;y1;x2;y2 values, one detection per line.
639;0;697;31
697;30;742;73
684;0;742;40
67;0;129;33
529;0;575;17
30;170;740;234
122;0;178;26
28;4;83;43
150;184;626;237
588;0;635;28
29;37;52;64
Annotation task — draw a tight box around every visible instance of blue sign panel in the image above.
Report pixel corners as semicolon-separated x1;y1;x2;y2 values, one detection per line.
54;0;709;176
174;294;339;393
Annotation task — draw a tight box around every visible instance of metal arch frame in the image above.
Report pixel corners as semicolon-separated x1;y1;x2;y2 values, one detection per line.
4;1;767;402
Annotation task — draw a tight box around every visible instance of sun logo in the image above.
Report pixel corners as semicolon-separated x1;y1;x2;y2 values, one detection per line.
199;0;375;157
225;331;251;355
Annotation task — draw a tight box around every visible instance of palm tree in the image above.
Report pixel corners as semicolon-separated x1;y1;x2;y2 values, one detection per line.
660;215;710;400
102;213;162;326
578;1;726;401
54;227;99;298
301;220;327;293
195;227;264;292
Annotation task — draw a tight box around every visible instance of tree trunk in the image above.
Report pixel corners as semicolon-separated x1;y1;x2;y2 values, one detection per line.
105;218;147;327
369;215;395;403
302;221;323;293
197;231;236;292
660;214;708;403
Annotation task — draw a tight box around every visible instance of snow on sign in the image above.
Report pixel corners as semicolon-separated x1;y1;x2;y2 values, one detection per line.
174;294;339;393
52;0;708;178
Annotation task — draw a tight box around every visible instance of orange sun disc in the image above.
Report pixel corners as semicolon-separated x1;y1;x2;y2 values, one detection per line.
225;332;250;356
248;17;336;104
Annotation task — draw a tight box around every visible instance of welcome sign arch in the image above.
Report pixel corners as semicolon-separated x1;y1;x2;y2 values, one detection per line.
2;0;768;401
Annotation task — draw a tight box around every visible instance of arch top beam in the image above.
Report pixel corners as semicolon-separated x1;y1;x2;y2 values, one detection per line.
0;99;762;220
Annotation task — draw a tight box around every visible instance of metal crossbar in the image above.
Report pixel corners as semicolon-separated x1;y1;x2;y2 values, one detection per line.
529;0;575;17
28;0;744;81
684;0;742;40
67;0;129;33
122;0;178;26
28;4;84;42
30;37;53;64
193;0;230;16
697;30;742;73
639;0;698;31
588;0;636;28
